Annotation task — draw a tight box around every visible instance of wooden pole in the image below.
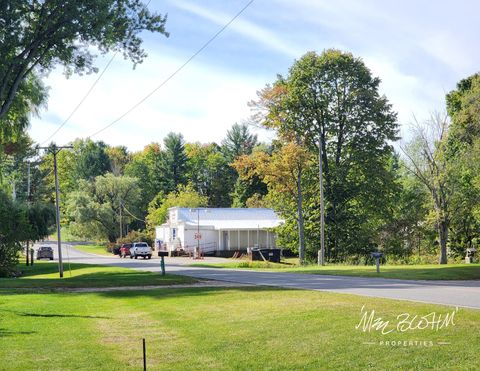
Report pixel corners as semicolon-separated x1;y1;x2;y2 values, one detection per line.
26;240;30;266
39;144;73;278
142;338;147;370
53;148;64;278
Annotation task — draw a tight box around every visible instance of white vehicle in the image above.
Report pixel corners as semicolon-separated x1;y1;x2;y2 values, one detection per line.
130;242;152;259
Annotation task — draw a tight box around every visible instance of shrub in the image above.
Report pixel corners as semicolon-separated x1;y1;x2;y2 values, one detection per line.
0;191;28;277
0;191;55;277
116;230;154;246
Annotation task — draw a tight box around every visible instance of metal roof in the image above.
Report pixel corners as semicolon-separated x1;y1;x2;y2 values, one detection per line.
168;207;283;230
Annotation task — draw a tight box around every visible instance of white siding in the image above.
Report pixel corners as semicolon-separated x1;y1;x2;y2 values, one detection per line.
157;207;282;252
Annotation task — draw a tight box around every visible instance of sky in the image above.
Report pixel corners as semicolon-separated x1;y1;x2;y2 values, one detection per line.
28;0;480;151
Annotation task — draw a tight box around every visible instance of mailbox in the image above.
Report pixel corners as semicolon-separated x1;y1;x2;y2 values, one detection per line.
371;252;383;273
466;248;477;264
158;251;168;276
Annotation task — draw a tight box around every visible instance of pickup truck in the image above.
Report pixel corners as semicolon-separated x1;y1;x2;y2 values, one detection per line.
130;242;152;259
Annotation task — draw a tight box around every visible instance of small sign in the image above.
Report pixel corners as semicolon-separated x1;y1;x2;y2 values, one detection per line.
194;232;202;240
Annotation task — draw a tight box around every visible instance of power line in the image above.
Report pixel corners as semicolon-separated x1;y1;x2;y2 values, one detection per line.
40;52;118;146
122;203;145;223
89;0;255;139
39;0;156;145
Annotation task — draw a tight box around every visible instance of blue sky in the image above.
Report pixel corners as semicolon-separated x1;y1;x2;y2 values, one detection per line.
29;0;480;151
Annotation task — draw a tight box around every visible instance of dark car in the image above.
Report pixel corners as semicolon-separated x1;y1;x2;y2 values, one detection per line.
119;243;133;258
37;246;54;260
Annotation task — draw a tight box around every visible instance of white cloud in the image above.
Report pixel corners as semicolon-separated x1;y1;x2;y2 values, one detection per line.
171;0;302;58
28;0;480;152
29;49;268;151
419;32;476;75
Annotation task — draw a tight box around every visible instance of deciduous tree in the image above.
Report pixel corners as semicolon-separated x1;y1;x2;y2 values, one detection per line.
251;50;399;260
0;0;168;122
402;114;452;264
65;174;141;242
233;140;312;263
146;184;208;231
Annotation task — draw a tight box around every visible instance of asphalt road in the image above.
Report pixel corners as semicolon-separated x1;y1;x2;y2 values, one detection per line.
35;243;480;309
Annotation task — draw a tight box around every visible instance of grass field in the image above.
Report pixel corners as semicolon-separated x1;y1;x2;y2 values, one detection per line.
0;261;195;289
190;261;480;280
47;226;87;243
0;285;478;370
70;243;112;256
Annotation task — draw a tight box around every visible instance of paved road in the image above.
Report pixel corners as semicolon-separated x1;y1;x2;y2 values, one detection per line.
35;243;480;309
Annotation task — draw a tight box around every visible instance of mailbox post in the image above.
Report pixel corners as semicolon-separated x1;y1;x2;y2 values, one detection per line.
158;250;168;275
371;252;383;273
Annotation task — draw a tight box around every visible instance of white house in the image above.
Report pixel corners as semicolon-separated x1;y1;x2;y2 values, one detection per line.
155;207;283;255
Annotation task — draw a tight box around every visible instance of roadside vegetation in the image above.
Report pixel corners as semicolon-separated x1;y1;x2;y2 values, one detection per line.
70;244;112;257
1;286;478;370
190;261;480;280
0;261;195;289
2;5;480;276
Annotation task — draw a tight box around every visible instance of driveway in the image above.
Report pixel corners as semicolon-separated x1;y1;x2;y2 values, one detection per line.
34;242;480;309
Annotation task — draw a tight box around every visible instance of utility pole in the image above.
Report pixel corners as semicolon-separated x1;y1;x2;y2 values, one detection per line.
195;209;200;259
197;209;200;257
39;144;73;278
27;161;31;200
26;161;31;266
190;208;201;259
119;200;123;240
318;134;325;266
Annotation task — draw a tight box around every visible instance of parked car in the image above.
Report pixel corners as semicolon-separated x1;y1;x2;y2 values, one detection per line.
112;245;121;255
130;242;152;259
37;246;54;260
119;243;133;258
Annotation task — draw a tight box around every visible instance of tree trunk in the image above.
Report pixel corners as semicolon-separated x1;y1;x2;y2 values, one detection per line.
318;133;325;265
438;219;448;264
108;233;117;243
297;168;306;265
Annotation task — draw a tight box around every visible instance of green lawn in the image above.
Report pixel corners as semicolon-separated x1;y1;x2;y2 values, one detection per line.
0;261;195;289
0;286;478;370
190;261;480;280
47;226;88;243
71;243;113;256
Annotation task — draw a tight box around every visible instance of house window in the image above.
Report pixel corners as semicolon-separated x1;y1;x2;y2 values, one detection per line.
172;228;177;239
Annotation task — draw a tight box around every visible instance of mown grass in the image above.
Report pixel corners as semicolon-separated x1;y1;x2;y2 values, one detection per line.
71;243;112;256
47;226;87;243
0;261;195;289
0;286;478;370
190;261;480;280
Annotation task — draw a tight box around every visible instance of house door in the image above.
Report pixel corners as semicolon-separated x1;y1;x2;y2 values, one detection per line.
223;231;229;250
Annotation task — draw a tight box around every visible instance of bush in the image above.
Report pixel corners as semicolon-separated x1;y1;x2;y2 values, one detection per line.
116;230;154;246
0;191;28;277
0;191;55;277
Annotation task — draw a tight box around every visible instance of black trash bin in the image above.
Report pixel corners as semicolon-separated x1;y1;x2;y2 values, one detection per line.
250;248;281;263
